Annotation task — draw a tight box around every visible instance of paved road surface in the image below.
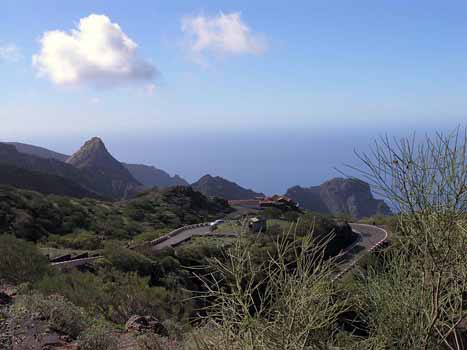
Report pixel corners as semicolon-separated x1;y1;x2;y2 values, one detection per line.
334;223;388;278
153;226;238;250
153;226;211;250
153;221;387;257
349;223;387;250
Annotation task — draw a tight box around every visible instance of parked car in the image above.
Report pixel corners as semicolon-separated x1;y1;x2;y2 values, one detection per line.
210;219;225;227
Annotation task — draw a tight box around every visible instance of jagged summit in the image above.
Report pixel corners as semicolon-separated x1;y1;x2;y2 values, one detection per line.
67;137;113;169
67;137;142;199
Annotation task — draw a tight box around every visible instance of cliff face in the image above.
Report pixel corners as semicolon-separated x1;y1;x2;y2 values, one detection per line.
192;175;264;200
286;178;391;219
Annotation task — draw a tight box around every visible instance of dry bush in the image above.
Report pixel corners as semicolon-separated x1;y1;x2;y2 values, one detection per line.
12;293;87;338
192;227;348;350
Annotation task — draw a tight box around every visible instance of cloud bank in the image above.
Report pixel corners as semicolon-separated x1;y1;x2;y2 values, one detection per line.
0;44;20;62
33;14;157;87
182;12;266;63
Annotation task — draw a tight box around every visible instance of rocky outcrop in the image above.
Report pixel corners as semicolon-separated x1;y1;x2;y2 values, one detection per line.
125;315;167;335
66;137;143;199
192;175;264;200
286;178;391;219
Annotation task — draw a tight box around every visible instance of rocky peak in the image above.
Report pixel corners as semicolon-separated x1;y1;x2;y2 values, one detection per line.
66;137;112;168
67;137;142;199
285;177;392;219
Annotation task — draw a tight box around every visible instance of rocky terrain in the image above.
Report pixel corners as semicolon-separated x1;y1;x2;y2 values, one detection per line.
192;174;264;200
8;141;190;190
286;177;391;219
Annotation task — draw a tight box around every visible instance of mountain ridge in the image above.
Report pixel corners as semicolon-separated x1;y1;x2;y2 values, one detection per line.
6;141;189;189
192;174;265;200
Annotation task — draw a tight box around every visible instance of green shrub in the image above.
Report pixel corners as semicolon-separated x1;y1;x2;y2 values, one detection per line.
35;270;105;313
133;229;170;243
78;326;118;350
0;234;50;284
103;242;159;280
48;232;103;250
263;207;282;219
35;269;186;326
12;293;87;338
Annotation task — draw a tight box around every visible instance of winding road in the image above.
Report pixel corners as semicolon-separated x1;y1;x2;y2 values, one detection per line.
152;225;238;251
51;222;387;276
151;221;388;275
334;223;388;278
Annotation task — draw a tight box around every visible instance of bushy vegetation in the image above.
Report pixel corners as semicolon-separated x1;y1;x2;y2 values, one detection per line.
0;235;50;284
5;131;467;349
12;293;87;338
77;327;118;350
0;185;232;243
193;232;347;350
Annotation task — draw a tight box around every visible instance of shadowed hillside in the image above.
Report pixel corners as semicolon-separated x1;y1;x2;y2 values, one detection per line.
192;174;264;200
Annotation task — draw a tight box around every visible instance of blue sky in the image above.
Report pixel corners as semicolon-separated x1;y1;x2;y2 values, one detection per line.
1;1;467;193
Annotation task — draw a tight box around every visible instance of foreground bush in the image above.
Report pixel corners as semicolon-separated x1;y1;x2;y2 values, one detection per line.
35;268;185;325
12;293;87;338
196;231;347;350
0;234;50;284
77;326;118;350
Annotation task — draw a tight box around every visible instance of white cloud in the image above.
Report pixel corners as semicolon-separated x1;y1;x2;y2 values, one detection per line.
0;44;21;62
90;97;101;104
33;14;157;87
145;83;156;95
181;12;266;63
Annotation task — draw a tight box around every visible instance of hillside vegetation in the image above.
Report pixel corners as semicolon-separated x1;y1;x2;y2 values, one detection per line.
0;185;232;242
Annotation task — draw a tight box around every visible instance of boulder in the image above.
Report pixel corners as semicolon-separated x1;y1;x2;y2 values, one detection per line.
125;315;168;336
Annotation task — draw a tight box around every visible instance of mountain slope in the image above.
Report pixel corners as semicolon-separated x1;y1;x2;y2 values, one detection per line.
124;163;189;188
66;137;142;199
286;178;391;219
0;163;101;198
6;142;69;162
192;175;264;200
0;142;104;197
6;141;188;189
